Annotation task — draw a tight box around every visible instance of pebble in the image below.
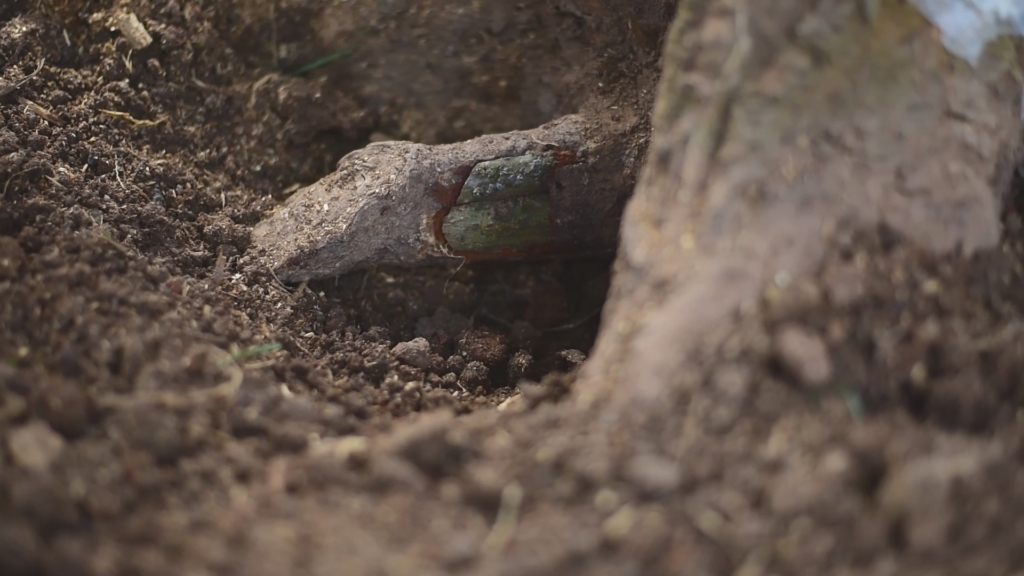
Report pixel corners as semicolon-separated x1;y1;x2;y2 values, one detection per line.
7;420;65;471
391;337;433;370
774;324;833;388
556;349;587;368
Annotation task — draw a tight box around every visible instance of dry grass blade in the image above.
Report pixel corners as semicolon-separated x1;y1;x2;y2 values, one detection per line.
19;97;64;125
98;109;168;127
0;58;45;97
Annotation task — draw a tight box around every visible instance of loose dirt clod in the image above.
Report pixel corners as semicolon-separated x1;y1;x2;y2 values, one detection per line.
774;324;834;389
109;11;153;50
7;420;65;471
391;337;433;370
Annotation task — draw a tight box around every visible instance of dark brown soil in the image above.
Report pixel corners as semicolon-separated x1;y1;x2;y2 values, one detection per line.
2;1;1024;575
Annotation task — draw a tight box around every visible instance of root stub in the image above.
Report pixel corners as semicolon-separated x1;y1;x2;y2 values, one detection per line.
253;114;636;281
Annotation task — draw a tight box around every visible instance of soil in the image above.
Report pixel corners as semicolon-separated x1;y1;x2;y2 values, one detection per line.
1;1;1023;576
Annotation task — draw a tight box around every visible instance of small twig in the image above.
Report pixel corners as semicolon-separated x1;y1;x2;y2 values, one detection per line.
267;267;292;294
443;257;468;294
291;337;314;358
97;229;131;257
113;156;149;199
478;309;513;329
358;269;372;297
19;97;64;125
121;49;134;74
3;168;36;199
114;159;128;191
98;108;167;127
293;280;309;302
191;74;230;93
248;73;276;109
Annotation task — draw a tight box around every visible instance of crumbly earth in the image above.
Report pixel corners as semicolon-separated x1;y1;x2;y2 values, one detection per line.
2;1;1024;575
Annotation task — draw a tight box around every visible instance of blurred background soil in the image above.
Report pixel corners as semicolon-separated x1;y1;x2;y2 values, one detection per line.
1;1;1024;575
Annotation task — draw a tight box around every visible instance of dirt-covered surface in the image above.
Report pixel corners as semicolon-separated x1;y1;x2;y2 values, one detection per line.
2;1;1024;575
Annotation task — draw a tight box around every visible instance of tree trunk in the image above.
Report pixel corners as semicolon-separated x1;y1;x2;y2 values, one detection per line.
579;0;1022;428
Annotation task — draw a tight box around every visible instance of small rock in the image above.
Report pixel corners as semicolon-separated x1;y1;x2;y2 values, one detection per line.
622;453;683;496
110;11;153;50
602;505;637;543
557;349;587;368
8;420;65;471
307;435;369;464
774;324;832;388
459;361;489;389
391;337;433;370
439;372;459;390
